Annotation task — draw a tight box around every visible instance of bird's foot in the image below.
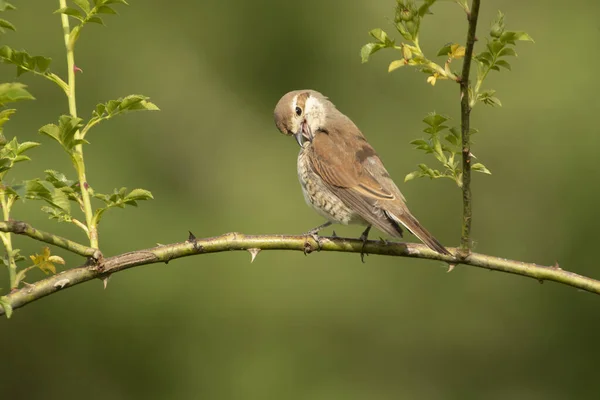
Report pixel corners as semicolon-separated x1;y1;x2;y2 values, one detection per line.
302;222;332;254
359;226;372;263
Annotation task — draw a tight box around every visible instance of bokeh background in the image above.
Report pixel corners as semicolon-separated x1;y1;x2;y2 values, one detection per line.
1;0;600;398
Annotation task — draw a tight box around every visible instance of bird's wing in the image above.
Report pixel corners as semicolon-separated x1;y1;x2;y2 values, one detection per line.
308;125;405;237
309;124;450;255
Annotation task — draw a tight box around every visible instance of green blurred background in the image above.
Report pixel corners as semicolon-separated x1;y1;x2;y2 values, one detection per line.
1;0;600;398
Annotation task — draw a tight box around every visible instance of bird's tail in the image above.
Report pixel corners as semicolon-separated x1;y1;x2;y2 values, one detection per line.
385;210;451;256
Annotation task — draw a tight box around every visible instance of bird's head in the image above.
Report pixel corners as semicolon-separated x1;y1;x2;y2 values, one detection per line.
273;89;331;147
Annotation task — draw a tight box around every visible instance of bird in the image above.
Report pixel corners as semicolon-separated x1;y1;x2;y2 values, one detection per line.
273;89;451;257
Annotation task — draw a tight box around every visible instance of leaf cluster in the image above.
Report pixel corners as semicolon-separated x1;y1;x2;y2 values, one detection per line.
472;11;533;107
55;0;129;48
361;0;462;84
404;113;489;186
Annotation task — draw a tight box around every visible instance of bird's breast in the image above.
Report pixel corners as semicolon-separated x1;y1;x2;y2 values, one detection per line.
296;146;365;225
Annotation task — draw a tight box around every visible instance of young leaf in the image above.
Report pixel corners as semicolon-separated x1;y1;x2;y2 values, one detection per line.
388;59;406;72
472;163;492;174
29;247;65;275
26;179;72;213
0;46;54;77
404;170;424;182
361;43;384;63
125;188;153;202
72;0;91;13
0;2;16;12
0;296;12;318
369;28;393;46
0;18;15;32
54;7;84;21
39;115;86;152
0;82;34;105
82;95;158;136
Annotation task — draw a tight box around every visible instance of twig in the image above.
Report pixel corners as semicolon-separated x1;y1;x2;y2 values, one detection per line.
459;0;481;256
0;221;102;259
1;232;598;316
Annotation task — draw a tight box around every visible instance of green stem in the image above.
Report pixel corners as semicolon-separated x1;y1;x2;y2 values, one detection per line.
59;0;98;249
0;220;102;260
459;0;481;256
0;193;17;289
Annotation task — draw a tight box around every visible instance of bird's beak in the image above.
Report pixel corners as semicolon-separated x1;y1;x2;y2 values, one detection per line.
294;129;304;147
294;120;313;147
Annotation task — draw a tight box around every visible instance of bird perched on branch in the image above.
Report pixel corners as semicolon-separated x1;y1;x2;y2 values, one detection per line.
273;89;450;257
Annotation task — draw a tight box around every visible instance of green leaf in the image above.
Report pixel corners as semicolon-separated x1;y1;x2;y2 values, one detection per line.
0;296;12;318
5;183;26;199
487;40;504;56
44;169;76;189
34;56;52;72
0;18;15;31
72;0;91;13
17;141;40;153
87;15;105;25
39;115;85;151
0;108;15;133
0;46;54;76
495;59;511;70
26;179;72;213
38;123;60;144
422;112;448;128
404;171;424;182
498;47;517;57
96;5;117;14
125;188;153;202
472;163;492;174
84;95;159;136
500;31;534;44
54;6;84;20
369;28;390;44
388;59;406;72
444;134;459;147
478;90;502;107
0;2;16;12
41;206;73;223
474;51;493;66
360;43;383;63
417;0;436;17
0;82;34;105
437;43;452;57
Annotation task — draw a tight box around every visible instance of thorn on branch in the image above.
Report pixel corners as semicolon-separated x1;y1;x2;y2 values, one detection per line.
248;248;261;263
447;264;457;273
553;261;562;270
187;231;203;252
102;275;111;289
54;278;70;289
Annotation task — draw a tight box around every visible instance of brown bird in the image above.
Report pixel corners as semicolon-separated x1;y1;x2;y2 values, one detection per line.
273;89;450;256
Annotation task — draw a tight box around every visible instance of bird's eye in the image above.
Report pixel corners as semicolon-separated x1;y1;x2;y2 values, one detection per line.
295;106;302;116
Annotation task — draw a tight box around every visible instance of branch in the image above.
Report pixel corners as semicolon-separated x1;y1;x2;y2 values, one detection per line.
459;0;481;255
0;220;102;259
1;231;599;316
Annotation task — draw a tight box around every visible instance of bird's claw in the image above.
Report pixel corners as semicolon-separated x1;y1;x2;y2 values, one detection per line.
358;226;372;263
303;230;323;254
